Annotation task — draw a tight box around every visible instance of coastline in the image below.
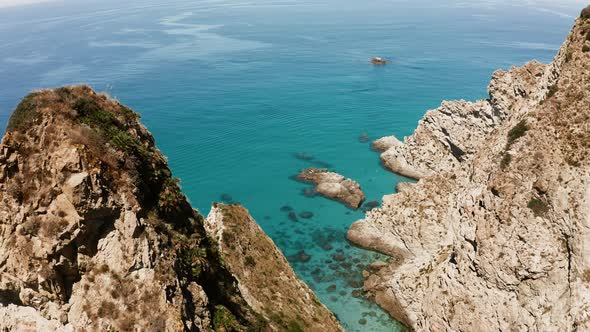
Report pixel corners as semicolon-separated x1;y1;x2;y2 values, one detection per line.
346;14;590;331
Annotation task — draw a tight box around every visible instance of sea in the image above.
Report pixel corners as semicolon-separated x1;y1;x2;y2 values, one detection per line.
0;0;581;330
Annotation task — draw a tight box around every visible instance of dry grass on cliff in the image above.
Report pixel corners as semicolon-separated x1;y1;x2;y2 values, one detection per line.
3;85;196;225
79;265;167;332
216;204;328;332
534;19;590;168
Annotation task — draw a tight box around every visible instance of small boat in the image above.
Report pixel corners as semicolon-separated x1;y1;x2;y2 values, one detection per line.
371;57;389;65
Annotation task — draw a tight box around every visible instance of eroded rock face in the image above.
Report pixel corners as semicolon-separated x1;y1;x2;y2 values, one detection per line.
297;167;365;209
0;86;342;331
205;204;342;332
348;15;590;332
374;59;555;180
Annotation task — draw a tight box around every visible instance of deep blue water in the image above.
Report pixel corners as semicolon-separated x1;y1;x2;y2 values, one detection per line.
0;0;581;330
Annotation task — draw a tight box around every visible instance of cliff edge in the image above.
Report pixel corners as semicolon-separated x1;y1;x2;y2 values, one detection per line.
348;8;590;331
0;85;342;331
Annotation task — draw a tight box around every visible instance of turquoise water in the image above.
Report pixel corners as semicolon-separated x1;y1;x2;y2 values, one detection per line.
0;0;579;330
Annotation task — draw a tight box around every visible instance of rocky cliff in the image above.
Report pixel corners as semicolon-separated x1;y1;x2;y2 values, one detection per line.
348;9;590;331
205;204;341;331
0;85;342;331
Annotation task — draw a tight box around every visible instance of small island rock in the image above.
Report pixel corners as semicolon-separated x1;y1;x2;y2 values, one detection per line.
297;167;365;209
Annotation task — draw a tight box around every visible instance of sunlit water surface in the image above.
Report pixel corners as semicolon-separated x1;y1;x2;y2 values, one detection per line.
0;0;579;330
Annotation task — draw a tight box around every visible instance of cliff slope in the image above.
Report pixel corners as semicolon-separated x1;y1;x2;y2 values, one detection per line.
0;85;342;331
205;204;340;331
348;10;590;331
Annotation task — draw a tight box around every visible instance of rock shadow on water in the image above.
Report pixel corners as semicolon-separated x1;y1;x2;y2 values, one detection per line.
294;152;314;161
361;200;380;212
292;152;333;169
309;160;333;169
219;193;233;203
301;187;319;197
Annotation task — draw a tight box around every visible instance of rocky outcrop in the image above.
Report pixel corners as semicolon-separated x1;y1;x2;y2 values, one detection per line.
373;55;557;179
0;86;342;331
348;13;590;332
297;167;365;209
205;204;342;332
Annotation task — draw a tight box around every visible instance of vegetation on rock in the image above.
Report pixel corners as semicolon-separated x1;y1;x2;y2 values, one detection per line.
506;119;529;149
1;85;342;331
527;197;550;217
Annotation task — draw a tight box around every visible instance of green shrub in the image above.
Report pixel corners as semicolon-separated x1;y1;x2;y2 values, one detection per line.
177;246;207;278
75;98;150;160
565;49;573;62
586;31;590;41
97;300;118;319
506;120;529;148
287;320;304;332
500;153;512;169
528;198;549;217
158;178;184;214
119;105;140;122
213;305;240;331
546;84;559;99
73;98;102;117
581;5;590;19
222;230;235;244
6;93;41;132
20;216;40;236
110;131;138;152
244;255;256;267
583;45;590;53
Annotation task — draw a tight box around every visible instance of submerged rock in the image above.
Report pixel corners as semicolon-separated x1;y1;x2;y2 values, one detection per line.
286;250;311;263
299;211;314;219
340;262;353;269
220;193;233;202
359;133;370;143
295;152;314;161
348;280;362;288
332;254;346;262
280;205;294;212
302;187;319;197
297;167;365;209
288;211;298;222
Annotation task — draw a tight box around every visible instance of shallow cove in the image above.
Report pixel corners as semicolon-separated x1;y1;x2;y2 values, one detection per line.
0;0;578;330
